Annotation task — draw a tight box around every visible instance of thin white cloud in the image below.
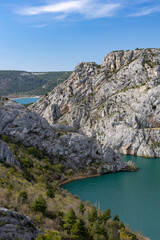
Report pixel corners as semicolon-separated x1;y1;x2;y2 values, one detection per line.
15;0;160;21
129;5;160;17
32;24;48;28
17;0;121;19
19;1;86;15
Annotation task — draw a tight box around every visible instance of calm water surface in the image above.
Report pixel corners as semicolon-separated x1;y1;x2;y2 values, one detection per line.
63;155;160;240
12;97;40;104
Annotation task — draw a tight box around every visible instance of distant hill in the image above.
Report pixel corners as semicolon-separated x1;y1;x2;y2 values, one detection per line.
0;70;72;97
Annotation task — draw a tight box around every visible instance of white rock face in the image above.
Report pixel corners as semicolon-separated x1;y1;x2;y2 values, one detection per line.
0;98;129;174
30;48;160;158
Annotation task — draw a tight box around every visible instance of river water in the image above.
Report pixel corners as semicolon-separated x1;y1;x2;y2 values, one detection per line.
63;155;160;240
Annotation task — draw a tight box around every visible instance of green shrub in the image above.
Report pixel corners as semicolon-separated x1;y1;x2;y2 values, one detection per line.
56;164;62;173
34;214;42;224
31;195;47;214
36;230;61;240
46;182;56;198
21;157;33;168
66;169;73;177
27;147;44;159
18;190;28;202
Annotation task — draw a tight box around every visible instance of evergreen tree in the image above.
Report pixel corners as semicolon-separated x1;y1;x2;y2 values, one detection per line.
63;208;77;233
87;206;98;224
113;214;120;222
90;220;108;240
71;218;87;240
78;202;85;215
101;209;111;222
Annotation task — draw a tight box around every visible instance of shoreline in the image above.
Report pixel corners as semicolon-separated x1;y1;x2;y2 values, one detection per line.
59;172;102;187
59;166;138;187
10;96;41;100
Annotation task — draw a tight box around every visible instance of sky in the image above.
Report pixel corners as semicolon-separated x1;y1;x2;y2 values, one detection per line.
0;0;160;71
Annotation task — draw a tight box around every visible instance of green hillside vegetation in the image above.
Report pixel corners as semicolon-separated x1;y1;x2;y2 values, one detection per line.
0;71;72;97
0;135;144;240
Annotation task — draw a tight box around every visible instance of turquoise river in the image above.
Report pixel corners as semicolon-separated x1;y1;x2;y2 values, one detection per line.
63;155;160;240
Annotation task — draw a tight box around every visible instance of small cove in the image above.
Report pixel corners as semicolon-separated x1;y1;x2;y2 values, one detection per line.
63;155;160;240
12;97;40;104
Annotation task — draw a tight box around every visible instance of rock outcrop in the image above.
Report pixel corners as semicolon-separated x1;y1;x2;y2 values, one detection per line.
0;140;19;166
30;48;160;158
0;208;40;240
0;97;131;174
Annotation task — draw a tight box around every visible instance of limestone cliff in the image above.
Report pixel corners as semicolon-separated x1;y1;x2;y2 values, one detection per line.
30;48;160;158
0;97;131;174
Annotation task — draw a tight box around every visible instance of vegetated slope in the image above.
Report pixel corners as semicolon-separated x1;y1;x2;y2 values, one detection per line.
0;70;71;97
0;97;141;240
30;48;160;158
0;136;148;240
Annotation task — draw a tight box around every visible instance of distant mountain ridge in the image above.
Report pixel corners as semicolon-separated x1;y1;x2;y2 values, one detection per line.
0;70;72;97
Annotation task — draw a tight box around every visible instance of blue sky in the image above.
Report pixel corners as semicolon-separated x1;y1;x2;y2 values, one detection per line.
0;0;160;71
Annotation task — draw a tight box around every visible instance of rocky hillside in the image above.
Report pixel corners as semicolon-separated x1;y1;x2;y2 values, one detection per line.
0;71;71;97
30;48;160;158
0;97;134;175
0;141;141;240
0;97;141;240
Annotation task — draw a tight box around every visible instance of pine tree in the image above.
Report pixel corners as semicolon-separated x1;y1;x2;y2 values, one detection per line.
90;220;108;240
71;218;87;239
87;206;98;224
113;214;120;222
101;209;111;222
63;208;77;233
78;202;85;215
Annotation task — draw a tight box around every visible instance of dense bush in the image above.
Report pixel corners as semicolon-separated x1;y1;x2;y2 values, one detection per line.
46;182;56;198
36;230;61;240
31;195;47;214
18;190;28;202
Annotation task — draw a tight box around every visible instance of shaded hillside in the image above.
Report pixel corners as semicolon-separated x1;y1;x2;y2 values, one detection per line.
0;70;72;97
